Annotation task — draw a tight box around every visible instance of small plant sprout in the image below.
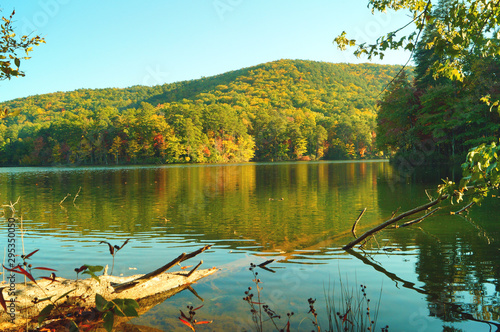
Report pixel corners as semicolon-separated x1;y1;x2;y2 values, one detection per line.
178;304;213;331
99;238;130;275
74;265;87;281
243;263;292;332
325;282;384;332
74;264;104;282
307;298;320;332
6;249;57;285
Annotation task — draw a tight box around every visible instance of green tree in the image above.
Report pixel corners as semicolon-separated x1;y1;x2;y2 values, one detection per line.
1;9;45;119
126;139;141;163
109;136;123;164
336;0;500;204
376;71;418;153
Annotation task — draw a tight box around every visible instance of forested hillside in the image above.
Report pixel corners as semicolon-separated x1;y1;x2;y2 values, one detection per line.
0;59;403;166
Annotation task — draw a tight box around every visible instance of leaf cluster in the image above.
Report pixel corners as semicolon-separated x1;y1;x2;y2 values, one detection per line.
459;140;500;202
1;9;44;82
95;293;139;332
334;1;500;81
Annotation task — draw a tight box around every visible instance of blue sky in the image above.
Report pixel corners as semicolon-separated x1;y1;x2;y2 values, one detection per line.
1;1;413;102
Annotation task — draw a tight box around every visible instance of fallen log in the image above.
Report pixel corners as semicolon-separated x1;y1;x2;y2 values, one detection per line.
0;246;217;331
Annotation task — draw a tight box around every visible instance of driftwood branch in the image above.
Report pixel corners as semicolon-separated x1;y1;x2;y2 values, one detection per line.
351;208;367;238
186;260;203;277
399;207;440;228
180;244;212;263
113;253;186;292
342;195;448;250
113;245;212;292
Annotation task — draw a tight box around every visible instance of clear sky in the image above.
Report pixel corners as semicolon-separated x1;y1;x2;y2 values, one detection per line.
1;0;413;102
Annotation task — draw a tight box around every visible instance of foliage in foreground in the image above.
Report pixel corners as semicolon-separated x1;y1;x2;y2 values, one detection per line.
241;263;386;332
0;206;137;332
0;9;45;82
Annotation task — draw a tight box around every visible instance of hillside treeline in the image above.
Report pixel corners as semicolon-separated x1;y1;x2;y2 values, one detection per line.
0;60;402;165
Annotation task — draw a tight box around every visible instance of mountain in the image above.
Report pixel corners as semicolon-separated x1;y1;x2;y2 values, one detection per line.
0;59;405;166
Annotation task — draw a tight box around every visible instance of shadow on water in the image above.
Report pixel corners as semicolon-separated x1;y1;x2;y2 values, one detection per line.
346;249;500;331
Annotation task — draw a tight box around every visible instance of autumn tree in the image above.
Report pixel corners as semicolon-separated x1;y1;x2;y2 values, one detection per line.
1;9;45;119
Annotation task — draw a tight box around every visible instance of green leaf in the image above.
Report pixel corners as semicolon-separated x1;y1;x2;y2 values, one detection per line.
109;298;139;317
82;265;103;282
85;265;104;273
124;298;139;309
103;300;115;311
486;162;497;174
14;58;20;67
38;304;54;326
68;320;80;332
103;311;114;332
95;293;108;312
122;305;139;317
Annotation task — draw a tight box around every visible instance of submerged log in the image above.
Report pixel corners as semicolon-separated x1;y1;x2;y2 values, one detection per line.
0;246;217;330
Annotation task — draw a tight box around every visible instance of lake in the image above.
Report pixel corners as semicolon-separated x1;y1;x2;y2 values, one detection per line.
1;161;499;331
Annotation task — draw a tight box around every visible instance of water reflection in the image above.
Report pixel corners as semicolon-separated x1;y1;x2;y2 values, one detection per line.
0;161;499;330
0;162;388;249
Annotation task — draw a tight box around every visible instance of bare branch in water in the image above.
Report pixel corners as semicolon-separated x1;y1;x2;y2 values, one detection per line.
59;193;71;206
351;208;367;238
73;187;82;204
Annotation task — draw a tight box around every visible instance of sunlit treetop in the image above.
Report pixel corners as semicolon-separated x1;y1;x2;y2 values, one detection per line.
1;10;45;81
334;0;500;82
1;9;45;118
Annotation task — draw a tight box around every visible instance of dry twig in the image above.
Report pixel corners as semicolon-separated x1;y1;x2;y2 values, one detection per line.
73;187;82;204
351;208;367;238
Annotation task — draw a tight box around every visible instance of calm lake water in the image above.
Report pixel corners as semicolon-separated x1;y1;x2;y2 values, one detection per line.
1;161;499;331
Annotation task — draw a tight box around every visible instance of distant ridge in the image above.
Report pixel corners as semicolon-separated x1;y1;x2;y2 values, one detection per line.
0;59;406;166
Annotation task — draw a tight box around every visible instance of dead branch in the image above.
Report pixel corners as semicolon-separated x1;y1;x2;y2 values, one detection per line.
390;207;400;219
450;201;475;215
425;189;434;201
113;253;186;292
343;195;448;250
73;186;82;204
180;244;212;263
59;193;71;205
258;259;274;268
2;196;20;218
186;260;203;277
351;208;367;238
399;207;440;228
112;245;212;292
